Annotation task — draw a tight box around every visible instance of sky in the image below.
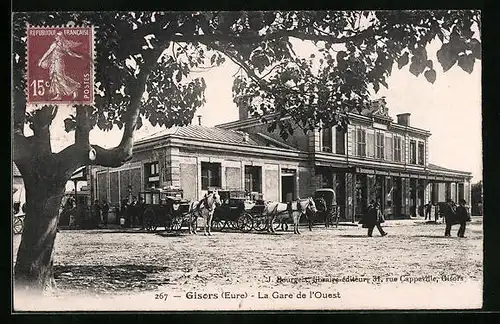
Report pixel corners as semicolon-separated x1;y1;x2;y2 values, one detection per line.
46;36;482;184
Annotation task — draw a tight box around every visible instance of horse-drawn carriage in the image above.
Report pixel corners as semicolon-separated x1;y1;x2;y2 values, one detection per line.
13;202;25;234
140;188;191;232
210;190;255;232
314;188;340;228
12;187;25;235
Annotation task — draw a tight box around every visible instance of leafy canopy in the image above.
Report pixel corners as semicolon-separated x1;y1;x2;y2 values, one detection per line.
12;10;481;142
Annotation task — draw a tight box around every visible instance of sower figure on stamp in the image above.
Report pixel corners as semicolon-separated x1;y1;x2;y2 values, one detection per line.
37;31;84;100
360;200;387;237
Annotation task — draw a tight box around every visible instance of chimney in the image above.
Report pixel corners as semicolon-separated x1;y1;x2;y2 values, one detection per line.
238;106;249;120
197;115;202;126
396;113;411;126
243;133;249;143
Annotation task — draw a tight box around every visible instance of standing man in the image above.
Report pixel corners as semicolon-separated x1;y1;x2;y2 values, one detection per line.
91;200;101;229
101;201;109;227
120;199;129;227
360;200;388;237
138;196;145;230
130;196;138;227
456;199;471;238
444;199;457;237
424;201;433;220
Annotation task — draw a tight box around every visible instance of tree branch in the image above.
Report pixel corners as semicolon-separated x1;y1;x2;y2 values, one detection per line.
29;105;58;154
207;42;268;89
172;25;378;46
13;133;34;162
75;105;92;147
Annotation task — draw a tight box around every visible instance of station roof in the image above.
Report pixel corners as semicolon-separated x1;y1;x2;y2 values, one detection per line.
427;163;472;176
136;125;294;150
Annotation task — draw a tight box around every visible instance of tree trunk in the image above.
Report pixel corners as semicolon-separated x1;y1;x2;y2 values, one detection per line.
14;172;67;295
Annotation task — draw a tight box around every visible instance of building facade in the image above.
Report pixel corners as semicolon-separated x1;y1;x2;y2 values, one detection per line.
90;99;472;221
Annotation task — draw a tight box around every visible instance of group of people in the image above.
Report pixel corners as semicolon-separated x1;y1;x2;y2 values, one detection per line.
118;196;146;229
90;200;110;228
359;198;471;238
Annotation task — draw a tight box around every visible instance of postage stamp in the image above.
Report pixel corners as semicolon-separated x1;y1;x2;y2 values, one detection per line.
26;25;94;105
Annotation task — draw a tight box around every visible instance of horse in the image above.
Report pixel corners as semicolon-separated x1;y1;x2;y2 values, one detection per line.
263;197;317;234
188;190;222;236
278;197;326;232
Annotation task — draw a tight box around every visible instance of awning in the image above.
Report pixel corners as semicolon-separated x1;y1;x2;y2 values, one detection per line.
354;167;466;182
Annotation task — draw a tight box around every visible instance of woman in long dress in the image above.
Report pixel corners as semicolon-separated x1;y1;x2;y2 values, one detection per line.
37;31;84;100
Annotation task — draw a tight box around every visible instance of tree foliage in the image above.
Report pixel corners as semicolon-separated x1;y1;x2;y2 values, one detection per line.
13;10;481;149
11;10;481;292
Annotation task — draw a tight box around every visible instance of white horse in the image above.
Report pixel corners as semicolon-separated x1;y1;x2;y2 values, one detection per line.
188;191;222;236
263;197;317;234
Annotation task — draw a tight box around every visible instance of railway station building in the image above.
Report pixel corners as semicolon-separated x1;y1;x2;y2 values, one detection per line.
89;98;472;221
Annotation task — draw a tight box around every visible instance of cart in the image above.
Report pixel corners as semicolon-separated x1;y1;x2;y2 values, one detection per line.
13;188;25;234
211;190;254;232
314;188;340;228
13;212;25;235
139;188;191;232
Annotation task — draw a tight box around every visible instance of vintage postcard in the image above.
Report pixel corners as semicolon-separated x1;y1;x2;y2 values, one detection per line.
11;10;482;312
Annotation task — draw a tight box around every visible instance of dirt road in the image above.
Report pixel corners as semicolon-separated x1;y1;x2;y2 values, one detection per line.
12;217;483;310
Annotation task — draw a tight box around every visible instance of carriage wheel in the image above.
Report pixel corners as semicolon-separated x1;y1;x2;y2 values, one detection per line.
144;208;156;232
253;217;267;231
13;217;23;235
171;216;183;232
229;220;239;230
223;220;235;230
237;213;253;233
212;219;226;231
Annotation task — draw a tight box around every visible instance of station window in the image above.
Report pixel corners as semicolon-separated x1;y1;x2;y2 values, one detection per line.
321;127;332;153
357;129;366;157
376;132;385;159
393;136;402;162
418;142;425;165
410;140;417;164
245;166;262;194
145;161;160;189
336;127;346;155
201;162;221;190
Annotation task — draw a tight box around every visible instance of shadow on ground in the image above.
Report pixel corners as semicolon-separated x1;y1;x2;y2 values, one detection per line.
412;235;473;239
53;264;170;293
62;229;167;235
338;234;370;238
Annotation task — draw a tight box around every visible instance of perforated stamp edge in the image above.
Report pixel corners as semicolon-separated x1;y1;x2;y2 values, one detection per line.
25;24;96;107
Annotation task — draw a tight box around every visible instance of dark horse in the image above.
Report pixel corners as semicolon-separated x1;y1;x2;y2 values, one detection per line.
443;199;470;237
309;197;338;230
